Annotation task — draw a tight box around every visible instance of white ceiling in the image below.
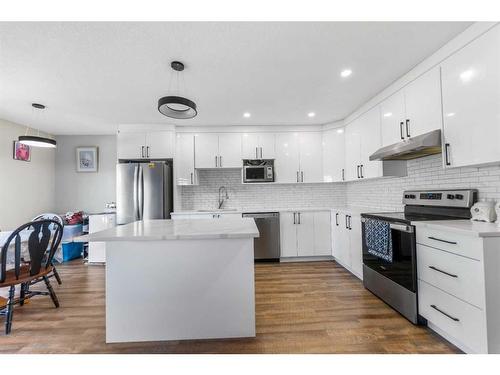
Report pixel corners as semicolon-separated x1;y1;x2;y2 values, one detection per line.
0;22;472;135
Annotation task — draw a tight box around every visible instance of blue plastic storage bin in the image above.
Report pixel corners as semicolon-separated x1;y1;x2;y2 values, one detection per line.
61;242;83;262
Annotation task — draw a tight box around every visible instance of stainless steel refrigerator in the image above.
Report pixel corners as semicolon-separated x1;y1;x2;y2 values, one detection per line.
116;161;173;225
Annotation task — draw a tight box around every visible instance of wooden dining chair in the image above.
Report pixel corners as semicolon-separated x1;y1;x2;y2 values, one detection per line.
0;219;63;335
32;213;65;285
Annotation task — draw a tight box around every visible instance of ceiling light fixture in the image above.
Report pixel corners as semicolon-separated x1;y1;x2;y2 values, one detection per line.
158;61;197;119
340;69;352;78
243;112;251;118
18;103;57;148
308;112;316;118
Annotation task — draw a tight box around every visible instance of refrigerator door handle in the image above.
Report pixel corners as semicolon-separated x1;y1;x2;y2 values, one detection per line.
133;165;140;220
138;165;144;220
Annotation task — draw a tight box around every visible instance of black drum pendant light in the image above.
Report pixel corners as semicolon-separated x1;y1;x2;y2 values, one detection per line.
158;61;197;119
18;103;57;148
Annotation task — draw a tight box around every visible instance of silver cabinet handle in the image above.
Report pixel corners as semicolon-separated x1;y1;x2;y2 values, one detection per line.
406;119;410;138
345;215;349;229
444;143;451;166
341;168;345;181
400;122;404;140
348;215;352;230
296;171;299;182
293;212;296;224
256;147;258;158
190;172;193;184
335;213;339;226
146;146;150;158
260;147;263;159
428;236;457;245
215;156;218;167
429;266;458;278
430;304;459;322
219;156;222;167
360;165;364;178
357;165;360;178
301;171;304;182
141;146;145;158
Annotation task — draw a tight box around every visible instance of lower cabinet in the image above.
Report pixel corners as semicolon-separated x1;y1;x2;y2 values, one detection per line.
280;210;332;258
331;210;363;279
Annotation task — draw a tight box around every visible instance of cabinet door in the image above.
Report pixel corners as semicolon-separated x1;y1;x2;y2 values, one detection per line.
404;66;443;138
344;119;361;181
298;132;323;183
441;25;500;168
313;211;332;256
194;133;219;168
380;90;406;146
332;213;351;268
296;212;315;256
322;128;345;182
145;131;175;159
275;133;300;183
259;133;276;159
218;133;242;168
349;214;363;279
241;133;260;159
117;131;146;159
359;106;383;179
280;212;297;257
175;133;196;185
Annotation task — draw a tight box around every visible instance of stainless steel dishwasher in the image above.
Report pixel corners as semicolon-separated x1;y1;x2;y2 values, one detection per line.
242;212;280;261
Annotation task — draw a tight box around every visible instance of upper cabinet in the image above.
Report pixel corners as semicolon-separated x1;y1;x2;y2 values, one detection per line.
380;66;443;147
194;133;242;169
241;133;276;159
274;132;322;183
322;128;345;182
344;107;382;181
175;133;197;185
117;129;174;160
441;25;500;168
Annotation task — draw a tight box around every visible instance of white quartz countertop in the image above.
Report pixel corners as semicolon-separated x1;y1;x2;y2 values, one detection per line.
413;220;500;238
173;206;382;215
75;218;259;242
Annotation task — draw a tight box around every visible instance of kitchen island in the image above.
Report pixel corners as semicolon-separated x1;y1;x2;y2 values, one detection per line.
76;218;259;343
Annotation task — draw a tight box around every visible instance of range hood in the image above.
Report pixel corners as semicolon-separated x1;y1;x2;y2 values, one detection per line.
369;129;442;161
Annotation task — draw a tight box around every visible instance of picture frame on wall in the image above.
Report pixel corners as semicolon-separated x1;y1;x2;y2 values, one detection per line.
76;146;98;172
13;140;31;162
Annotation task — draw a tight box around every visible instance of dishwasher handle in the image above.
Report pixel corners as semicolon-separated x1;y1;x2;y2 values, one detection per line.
242;212;279;219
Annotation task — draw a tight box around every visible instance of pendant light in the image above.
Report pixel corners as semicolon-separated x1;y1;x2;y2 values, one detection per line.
18;103;57;148
158;61;197;119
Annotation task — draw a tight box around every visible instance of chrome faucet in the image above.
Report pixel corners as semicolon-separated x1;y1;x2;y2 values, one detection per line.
218;186;229;209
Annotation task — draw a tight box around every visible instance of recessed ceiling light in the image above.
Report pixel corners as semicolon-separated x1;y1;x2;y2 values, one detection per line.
446;112;456;117
308;112;316;118
336;128;344;134
243;112;251;118
340;69;352;78
460;69;475;82
383;112;393;117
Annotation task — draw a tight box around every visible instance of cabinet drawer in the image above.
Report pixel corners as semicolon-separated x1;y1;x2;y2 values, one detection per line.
417;244;485;308
418;280;487;353
416;227;483;261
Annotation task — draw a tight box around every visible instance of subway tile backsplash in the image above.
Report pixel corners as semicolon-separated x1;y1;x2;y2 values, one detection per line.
180;154;500;212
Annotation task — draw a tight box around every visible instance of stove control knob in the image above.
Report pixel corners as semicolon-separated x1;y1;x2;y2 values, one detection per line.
410;194;416;199
404;194;409;199
455;194;464;200
447;194;455;200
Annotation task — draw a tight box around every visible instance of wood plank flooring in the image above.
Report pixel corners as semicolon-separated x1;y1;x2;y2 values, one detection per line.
0;260;460;354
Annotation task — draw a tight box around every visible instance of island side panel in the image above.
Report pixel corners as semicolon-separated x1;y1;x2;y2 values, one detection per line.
105;238;256;343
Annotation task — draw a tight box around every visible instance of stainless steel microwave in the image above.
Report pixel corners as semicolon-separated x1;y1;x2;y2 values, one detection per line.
243;159;274;183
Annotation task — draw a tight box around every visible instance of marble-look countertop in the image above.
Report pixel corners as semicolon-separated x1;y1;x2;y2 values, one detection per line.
75;218;259;242
173;205;384;215
413;220;500;238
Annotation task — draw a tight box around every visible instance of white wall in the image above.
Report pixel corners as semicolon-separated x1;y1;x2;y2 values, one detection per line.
180;169;347;211
0;119;56;230
54;135;116;214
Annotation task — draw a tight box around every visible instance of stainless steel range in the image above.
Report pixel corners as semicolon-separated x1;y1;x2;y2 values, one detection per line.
361;189;477;324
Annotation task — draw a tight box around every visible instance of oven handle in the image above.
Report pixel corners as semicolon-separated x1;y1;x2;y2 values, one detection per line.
361;218;414;233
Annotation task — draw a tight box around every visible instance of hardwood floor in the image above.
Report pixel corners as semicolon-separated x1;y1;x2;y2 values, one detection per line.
0;260;460;354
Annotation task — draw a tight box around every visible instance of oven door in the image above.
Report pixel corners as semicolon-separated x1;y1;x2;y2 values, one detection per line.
361;218;416;292
244;166;270;182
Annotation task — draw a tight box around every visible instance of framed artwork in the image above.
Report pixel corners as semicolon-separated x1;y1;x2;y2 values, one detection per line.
76;146;98;172
13;141;31;162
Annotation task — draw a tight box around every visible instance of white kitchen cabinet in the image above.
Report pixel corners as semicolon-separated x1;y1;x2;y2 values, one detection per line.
194;133;242;169
88;213;116;263
241;133;276;159
298;132;323;183
358;106;383;180
275;133;300;183
280;210;332;258
331;210;362;279
322;128;346;182
175;133;197;185
313;211;332;256
404;67;443;138
280;211;298;257
117;130;174;159
218;133;243;168
380;66;442;147
441;24;500;168
380;89;406;146
344;118;362;181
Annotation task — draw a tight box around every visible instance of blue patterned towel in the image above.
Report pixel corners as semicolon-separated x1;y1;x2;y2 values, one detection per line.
365;218;393;262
